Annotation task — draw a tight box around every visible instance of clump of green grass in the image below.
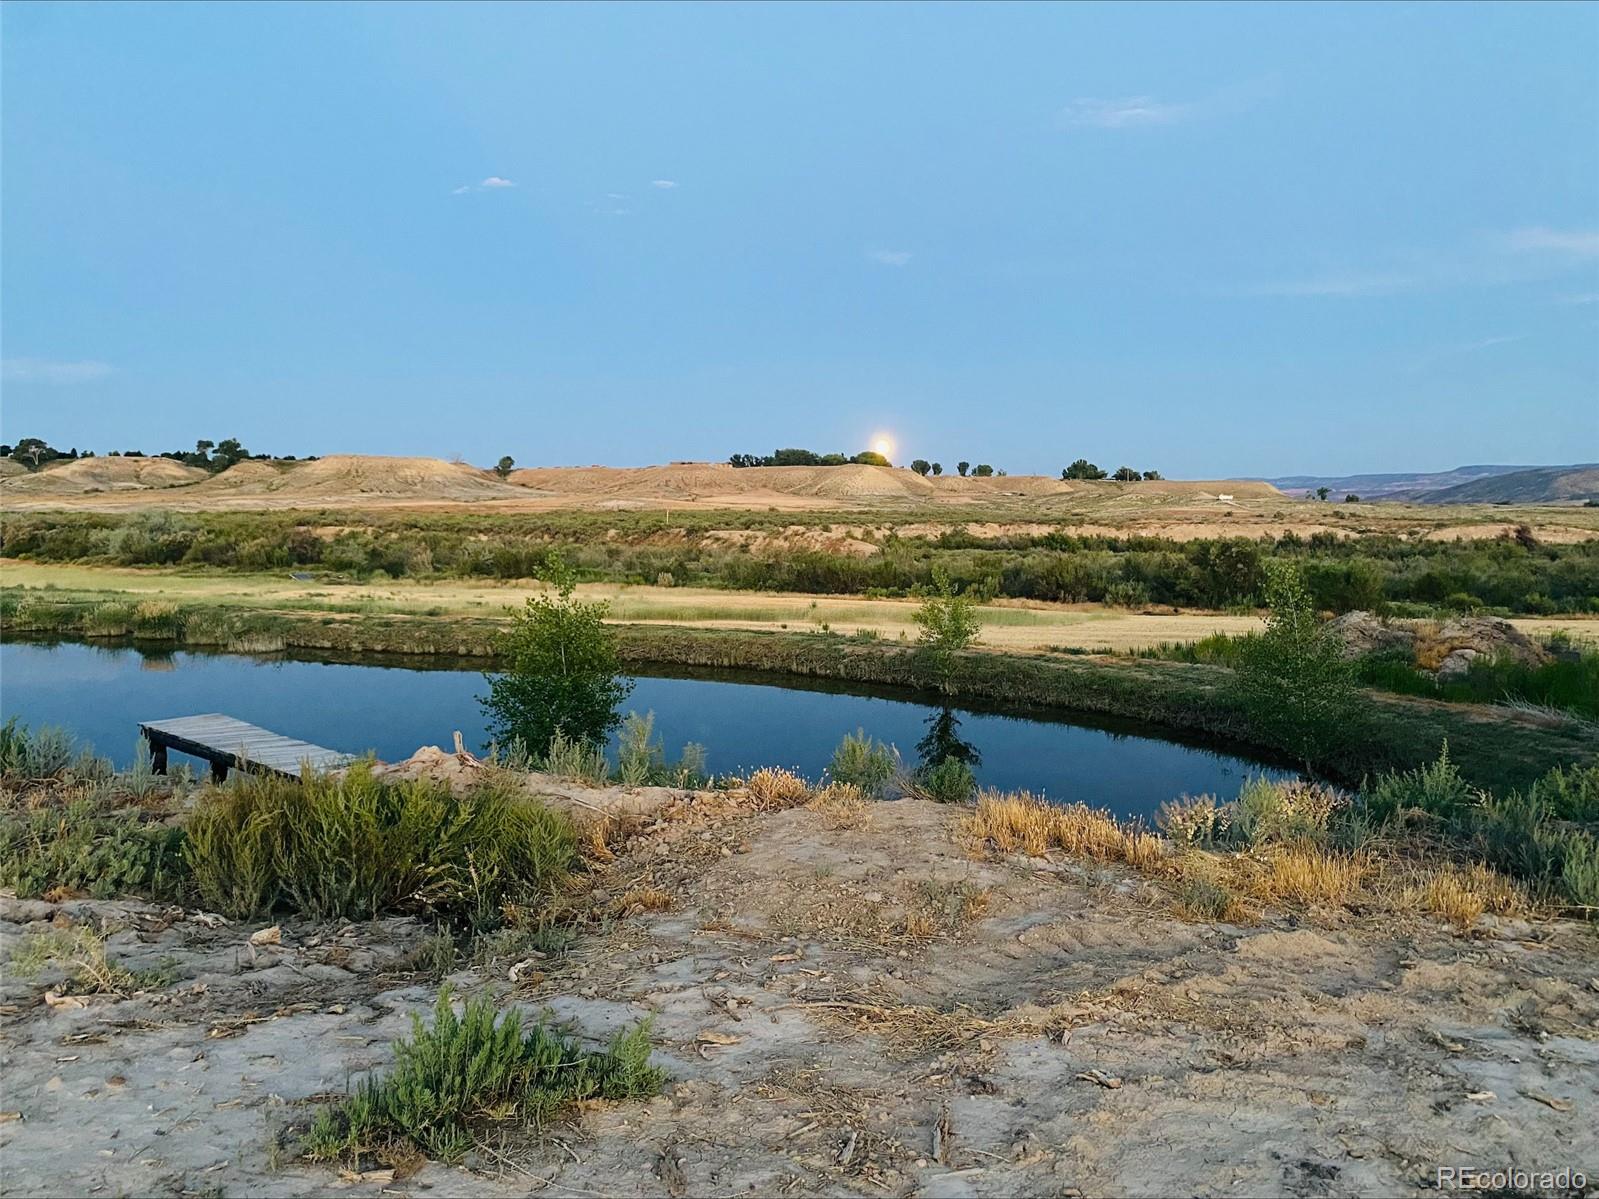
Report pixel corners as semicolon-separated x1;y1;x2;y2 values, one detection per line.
614;712;709;788
539;730;610;785
306;987;662;1164
827;729;898;799
184;764;577;925
8;925;174;996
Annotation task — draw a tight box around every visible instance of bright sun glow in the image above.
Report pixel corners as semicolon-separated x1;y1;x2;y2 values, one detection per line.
872;435;893;460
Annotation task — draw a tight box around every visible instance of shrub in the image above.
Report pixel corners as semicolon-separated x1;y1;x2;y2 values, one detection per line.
540;730;610;785
1232;562;1360;768
910;756;977;804
184;765;577;925
0;798;189;901
307;987;662;1163
1361;742;1473;824
827;729;898;799
1231;778;1346;848
480;555;633;752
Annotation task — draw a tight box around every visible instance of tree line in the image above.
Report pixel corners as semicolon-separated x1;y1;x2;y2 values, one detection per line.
2;437;312;472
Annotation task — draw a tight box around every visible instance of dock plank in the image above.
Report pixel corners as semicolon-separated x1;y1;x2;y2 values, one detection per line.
139;713;355;779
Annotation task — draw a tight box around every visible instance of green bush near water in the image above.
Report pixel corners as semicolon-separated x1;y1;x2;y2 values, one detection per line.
184;763;577;925
828;729;898;799
306;986;662;1163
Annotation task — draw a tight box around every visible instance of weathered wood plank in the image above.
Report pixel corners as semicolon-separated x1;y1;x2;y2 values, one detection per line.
139;713;355;779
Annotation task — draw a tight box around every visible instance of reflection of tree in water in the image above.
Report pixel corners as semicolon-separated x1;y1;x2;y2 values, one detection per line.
916;707;981;772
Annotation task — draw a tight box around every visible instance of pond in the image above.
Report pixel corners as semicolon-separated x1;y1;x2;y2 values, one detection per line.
0;639;1291;823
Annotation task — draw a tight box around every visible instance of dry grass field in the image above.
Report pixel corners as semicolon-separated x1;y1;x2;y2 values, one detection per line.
6;560;1597;651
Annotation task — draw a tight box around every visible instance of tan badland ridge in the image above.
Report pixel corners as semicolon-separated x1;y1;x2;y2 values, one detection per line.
0;453;1284;511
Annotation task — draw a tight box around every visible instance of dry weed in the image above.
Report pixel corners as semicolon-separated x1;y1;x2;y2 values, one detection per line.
746;767;811;810
1249;847;1369;907
807;783;872;831
961;791;1168;871
1403;864;1522;929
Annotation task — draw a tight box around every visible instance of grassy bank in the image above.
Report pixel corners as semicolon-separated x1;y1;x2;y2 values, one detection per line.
5;589;1594;793
5;505;1597;614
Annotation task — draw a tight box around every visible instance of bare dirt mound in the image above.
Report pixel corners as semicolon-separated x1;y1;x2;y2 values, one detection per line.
193;455;526;502
0;458;29;480
0;456;208;494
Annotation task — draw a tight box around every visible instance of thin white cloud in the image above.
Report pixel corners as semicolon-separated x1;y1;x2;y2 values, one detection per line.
1060;96;1192;129
453;176;516;194
651;179;677;189
1508;227;1599;257
1558;292;1599;305
1;358;113;385
868;249;913;267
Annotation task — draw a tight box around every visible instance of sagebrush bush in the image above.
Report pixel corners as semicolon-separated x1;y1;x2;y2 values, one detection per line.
307;987;662;1162
828;729;897;799
0;797;189;901
911;756;977;804
1361;741;1474;824
184;765;577;924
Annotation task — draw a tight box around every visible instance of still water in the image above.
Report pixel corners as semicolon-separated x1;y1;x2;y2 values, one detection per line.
0;640;1288;822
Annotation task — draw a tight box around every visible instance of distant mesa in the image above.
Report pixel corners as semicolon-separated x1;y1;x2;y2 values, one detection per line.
2;452;1287;511
1265;464;1598;505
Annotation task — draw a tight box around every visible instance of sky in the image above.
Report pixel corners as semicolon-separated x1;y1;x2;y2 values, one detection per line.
3;1;1597;477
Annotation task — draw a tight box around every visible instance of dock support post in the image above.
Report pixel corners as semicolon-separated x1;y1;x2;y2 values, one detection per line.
143;732;168;775
212;759;229;783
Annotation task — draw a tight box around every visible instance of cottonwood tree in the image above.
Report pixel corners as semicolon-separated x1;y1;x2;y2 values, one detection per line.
1112;466;1139;481
1232;561;1358;770
972;463;994;477
956;461;970;477
914;566;981;692
910;459;931;476
495;455;516;479
1062;458;1107;480
931;462;943;476
480;554;633;754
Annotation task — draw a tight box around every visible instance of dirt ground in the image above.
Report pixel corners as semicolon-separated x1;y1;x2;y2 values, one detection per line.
3;792;1595;1198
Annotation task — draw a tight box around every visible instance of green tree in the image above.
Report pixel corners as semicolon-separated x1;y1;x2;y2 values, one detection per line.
1232;561;1359;769
1193;538;1263;607
956;461;970;477
1142;469;1163;480
1344;493;1360;503
1062;458;1107;480
972;463;994;477
930;462;942;476
480;555;633;753
1316;486;1331;502
909;458;931;476
914;566;981;691
1112;466;1139;481
495;455;516;479
852;450;891;467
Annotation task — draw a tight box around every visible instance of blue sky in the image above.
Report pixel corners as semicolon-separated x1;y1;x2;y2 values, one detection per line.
3;1;1596;476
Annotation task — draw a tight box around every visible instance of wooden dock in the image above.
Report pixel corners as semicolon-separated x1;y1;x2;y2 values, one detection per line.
139;714;355;781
